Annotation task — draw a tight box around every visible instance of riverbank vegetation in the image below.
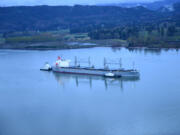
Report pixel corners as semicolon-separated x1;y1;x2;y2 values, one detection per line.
89;22;180;48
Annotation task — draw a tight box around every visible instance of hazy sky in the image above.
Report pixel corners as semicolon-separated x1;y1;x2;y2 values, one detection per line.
0;0;163;6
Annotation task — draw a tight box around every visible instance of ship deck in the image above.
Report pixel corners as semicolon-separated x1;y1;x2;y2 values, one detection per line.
56;66;136;72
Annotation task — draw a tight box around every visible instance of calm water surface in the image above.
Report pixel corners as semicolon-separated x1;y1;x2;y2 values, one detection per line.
0;47;180;135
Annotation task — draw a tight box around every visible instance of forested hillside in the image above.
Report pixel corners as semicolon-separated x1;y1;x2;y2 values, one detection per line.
0;5;168;33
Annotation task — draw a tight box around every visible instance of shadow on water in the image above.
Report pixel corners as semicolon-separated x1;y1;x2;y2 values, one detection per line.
111;47;180;55
52;72;140;91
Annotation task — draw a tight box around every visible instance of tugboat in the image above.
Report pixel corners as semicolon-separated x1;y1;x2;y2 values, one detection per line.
40;62;52;71
51;56;140;78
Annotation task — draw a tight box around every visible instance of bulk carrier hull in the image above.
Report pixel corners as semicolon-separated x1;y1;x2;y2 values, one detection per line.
52;66;140;77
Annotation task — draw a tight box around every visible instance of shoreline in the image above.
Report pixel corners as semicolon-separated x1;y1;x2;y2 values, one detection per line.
0;44;180;51
0;39;128;50
0;39;180;50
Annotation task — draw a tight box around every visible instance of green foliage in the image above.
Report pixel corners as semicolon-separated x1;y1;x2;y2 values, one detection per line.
167;25;177;36
0;38;5;44
5;33;60;43
88;22;180;48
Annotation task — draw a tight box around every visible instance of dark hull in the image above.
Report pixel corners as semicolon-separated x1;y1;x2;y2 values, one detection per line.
52;66;140;77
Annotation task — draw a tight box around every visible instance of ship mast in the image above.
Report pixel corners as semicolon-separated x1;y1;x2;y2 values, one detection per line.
74;56;77;66
88;57;91;67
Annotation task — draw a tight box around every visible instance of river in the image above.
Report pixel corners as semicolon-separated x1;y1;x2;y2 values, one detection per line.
0;47;180;135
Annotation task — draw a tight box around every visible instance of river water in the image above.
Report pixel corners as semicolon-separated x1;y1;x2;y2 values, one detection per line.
0;47;180;135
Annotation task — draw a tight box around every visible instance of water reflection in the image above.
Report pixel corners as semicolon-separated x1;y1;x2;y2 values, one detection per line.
111;47;180;55
53;72;140;90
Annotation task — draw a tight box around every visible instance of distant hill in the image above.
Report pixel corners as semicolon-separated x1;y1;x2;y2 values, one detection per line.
0;5;165;33
145;0;180;10
172;2;180;25
0;4;179;33
100;0;180;10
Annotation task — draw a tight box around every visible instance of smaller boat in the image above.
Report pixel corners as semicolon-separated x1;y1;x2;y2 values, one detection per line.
40;62;52;71
104;72;115;77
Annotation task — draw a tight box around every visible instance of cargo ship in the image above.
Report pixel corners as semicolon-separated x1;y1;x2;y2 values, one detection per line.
49;56;140;78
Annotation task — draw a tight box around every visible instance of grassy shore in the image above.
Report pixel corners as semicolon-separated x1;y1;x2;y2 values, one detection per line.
0;31;128;50
0;30;179;50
